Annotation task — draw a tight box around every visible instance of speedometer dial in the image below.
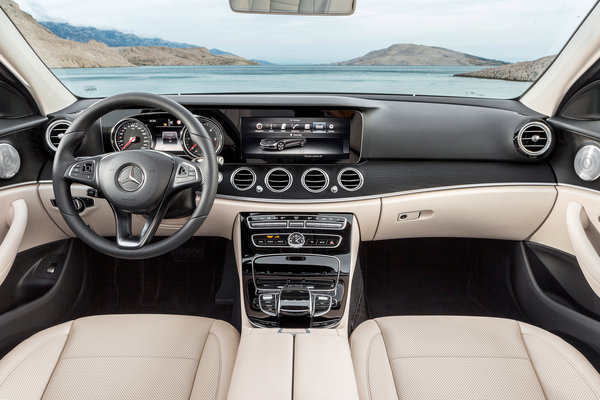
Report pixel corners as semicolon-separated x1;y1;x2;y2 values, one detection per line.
182;117;224;158
112;119;153;151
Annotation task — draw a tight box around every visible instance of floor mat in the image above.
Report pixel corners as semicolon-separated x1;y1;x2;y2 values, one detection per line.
69;237;234;325
361;238;528;321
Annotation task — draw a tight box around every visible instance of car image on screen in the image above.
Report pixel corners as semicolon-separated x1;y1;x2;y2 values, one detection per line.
259;138;306;151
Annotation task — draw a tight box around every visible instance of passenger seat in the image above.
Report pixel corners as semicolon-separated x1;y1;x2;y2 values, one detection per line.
350;315;600;400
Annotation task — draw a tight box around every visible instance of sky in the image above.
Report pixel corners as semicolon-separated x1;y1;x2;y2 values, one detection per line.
14;0;599;64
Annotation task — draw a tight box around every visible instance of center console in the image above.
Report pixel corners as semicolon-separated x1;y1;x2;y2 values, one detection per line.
240;212;353;328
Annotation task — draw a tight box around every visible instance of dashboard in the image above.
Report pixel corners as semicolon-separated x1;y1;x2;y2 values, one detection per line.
33;95;559;203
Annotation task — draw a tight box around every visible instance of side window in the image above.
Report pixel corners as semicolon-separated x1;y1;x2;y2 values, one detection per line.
561;81;600;120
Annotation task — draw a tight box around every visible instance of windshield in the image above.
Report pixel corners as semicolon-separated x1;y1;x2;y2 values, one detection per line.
1;0;597;98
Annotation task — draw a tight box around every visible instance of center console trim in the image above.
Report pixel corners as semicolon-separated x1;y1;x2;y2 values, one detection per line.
251;253;342;292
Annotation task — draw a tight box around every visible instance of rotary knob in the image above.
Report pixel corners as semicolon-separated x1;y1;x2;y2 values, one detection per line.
287;232;305;248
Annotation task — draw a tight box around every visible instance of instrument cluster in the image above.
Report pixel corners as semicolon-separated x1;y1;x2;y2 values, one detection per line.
110;112;224;158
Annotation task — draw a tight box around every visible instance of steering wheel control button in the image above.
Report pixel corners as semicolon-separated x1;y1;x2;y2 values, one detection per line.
117;164;145;192
175;162;199;185
69;160;96;181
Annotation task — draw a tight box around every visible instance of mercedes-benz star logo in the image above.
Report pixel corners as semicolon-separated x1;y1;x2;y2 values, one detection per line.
117;165;145;192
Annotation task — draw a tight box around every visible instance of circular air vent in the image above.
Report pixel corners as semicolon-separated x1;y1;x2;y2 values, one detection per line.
265;168;292;193
230;167;256;191
338;168;364;191
301;168;329;193
515;121;553;157
45;119;71;152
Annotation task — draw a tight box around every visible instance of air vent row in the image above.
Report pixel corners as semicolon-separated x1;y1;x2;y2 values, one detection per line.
230;167;256;191
45;119;71;151
265;168;293;193
515;121;553;157
338;168;364;191
302;168;329;193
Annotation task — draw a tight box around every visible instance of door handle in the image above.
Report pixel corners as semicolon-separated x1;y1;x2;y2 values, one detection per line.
0;199;28;287
566;201;600;297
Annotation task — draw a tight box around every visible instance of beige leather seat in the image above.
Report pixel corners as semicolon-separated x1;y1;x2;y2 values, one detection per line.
0;314;239;400
351;316;600;400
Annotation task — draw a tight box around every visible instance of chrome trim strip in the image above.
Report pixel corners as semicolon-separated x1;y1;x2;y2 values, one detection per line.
216;182;556;203
0;181;41;190
558;183;600;195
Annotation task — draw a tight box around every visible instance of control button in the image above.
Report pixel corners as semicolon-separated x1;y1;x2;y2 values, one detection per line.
289;221;305;228
258;293;278;316
317;239;327;246
69;160;95;181
250;221;288;228
255;239;266;245
313;294;332;317
276;239;286;245
265;239;275;245
328;239;338;246
306;239;317;246
175;163;198;184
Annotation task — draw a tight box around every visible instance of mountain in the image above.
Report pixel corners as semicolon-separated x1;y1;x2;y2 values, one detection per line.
209;48;236;56
0;0;258;67
39;21;197;48
117;46;259;66
335;43;506;66
250;59;277;65
0;0;132;68
454;56;555;82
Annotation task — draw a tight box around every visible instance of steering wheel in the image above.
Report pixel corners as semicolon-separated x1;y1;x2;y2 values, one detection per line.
52;93;218;260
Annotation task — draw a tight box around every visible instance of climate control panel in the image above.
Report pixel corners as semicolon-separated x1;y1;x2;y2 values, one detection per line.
252;232;341;249
246;214;347;230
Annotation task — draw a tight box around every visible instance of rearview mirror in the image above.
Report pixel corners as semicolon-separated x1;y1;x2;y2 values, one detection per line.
229;0;355;15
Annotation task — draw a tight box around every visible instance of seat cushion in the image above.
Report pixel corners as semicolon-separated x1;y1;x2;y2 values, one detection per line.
350;315;600;400
0;314;239;400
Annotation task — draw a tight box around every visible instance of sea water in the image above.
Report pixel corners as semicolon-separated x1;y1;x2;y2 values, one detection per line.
52;65;530;99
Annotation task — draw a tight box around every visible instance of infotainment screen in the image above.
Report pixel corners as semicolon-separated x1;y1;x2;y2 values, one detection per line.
241;117;350;160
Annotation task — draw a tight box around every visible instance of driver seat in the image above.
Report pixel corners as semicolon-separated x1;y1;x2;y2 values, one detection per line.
0;314;239;400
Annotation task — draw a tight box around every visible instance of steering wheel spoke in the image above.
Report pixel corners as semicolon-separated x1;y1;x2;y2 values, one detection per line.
112;204;169;249
64;155;102;188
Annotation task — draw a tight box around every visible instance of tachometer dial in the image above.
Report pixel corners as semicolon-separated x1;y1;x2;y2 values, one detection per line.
111;119;153;151
182;117;224;158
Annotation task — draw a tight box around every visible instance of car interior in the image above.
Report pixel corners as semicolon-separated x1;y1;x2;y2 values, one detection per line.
2;0;600;399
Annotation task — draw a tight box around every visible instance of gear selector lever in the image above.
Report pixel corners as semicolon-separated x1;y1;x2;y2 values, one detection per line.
278;286;311;317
